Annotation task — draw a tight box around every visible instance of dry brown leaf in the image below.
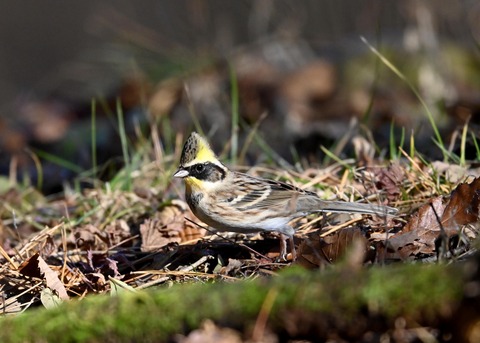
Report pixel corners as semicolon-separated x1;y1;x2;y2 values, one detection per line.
403;197;445;233
441;177;480;235
218;258;243;276
384;197;445;259
67;222;133;251
372;162;405;201
352;135;376;166
140;202;205;252
322;228;369;262
296;228;369;268
37;256;69;300
105;258;120;278
383;178;480;260
385;228;440;260
430;161;469;184
19;253;69;300
18;253;42;278
67;224;104;250
148;78;183;118
140;219;178;252
104;220;132;246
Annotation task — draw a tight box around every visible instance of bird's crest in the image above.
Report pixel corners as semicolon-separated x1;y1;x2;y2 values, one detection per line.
180;132;217;166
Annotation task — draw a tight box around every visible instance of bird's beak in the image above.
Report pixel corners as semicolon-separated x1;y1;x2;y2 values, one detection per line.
173;168;189;178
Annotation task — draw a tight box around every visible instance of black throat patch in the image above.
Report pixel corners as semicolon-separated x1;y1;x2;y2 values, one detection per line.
187;192;203;208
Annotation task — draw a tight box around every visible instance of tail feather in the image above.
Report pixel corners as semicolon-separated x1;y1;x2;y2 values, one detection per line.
315;200;397;216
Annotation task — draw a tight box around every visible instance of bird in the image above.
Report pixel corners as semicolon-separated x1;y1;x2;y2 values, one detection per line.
173;132;397;260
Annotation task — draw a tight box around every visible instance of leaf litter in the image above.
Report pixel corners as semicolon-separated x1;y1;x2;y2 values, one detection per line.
0;156;479;315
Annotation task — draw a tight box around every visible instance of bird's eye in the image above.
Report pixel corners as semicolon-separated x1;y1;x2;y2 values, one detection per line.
194;164;205;173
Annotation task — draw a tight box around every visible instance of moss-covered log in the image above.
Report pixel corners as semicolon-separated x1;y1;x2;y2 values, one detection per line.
0;258;478;342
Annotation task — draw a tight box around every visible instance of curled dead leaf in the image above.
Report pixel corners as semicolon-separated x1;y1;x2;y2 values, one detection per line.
296;228;369;268
430;161;469;184
441;177;480;234
140;219;178;251
403;197;445;233
104;220;132;247
383;178;480;260
67;224;104;250
67;221;132;251
371;162;405;202
19;253;69;301
218;258;243;276
383;197;444;260
140;201;205;252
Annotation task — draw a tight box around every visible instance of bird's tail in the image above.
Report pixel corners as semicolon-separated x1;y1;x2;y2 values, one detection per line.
315;200;398;216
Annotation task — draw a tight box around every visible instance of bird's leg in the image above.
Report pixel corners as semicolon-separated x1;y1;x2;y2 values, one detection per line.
279;234;296;261
279;235;287;261
288;235;297;260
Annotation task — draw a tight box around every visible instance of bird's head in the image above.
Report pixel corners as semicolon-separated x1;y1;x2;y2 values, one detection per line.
173;132;227;188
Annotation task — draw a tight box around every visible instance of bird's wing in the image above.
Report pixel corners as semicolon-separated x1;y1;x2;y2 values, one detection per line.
217;173;316;211
215;172;397;216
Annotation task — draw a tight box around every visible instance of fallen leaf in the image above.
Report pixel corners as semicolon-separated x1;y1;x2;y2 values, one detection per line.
140;202;205;252
403;197;445;233
441;177;480;235
430;161;469;184
19;253;69;300
67;224;104;250
381;178;480;260
104;220;132;247
297;228;369;268
105;258;120;278
385;228;439;260
218;258;243;276
382;197;444;260
352;135;375;166
372;161;405;201
140;219;180;252
40;288;62;309
37;256;69;301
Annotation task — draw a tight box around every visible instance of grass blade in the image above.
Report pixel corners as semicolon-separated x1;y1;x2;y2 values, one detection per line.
229;63;239;164
389;120;397;160
360;36;446;160
25;149;43;190
472;132;480;160
460;119;468;167
33;149;83;174
409;130;415;159
91;98;97;186
116;99;132;191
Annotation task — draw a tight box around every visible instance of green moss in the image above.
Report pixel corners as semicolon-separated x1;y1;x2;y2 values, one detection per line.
0;263;466;342
362;264;462;318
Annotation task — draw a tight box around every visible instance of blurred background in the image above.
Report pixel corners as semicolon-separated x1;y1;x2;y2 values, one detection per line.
1;0;479;193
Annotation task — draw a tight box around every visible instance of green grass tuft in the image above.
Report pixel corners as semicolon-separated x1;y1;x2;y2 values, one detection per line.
229;63;240;165
361;36;447;161
116;99;132;191
91;98;98;187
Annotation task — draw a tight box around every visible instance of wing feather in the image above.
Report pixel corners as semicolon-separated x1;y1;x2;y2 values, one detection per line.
221;172;316;210
211;171;396;217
